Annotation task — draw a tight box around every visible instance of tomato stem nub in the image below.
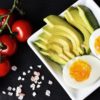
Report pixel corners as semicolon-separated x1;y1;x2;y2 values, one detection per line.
0;42;7;50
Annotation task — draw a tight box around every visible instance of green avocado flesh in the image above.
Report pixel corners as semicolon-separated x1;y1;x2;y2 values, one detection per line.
64;7;90;53
44;16;84;55
77;5;99;33
34;5;99;65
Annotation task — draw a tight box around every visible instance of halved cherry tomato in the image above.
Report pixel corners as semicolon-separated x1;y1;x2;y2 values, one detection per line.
12;20;32;42
0;8;14;28
0;35;17;56
0;58;11;77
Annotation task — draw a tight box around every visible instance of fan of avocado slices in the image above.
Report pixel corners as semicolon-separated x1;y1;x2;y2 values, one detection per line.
34;5;99;65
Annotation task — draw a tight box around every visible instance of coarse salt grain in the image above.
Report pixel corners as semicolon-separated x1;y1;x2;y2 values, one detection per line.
45;90;51;97
11;65;17;71
8;92;13;96
7;86;12;91
21;78;25;81
31;76;39;83
48;80;53;85
35;76;39;81
18;76;22;81
19;85;23;88
31;76;35;82
36;84;41;89
16;86;22;96
32;92;37;97
41;75;44;80
2;91;6;95
34;71;40;76
34;80;38;84
22;72;26;76
30;83;35;90
29;66;33;70
12;87;16;91
37;65;42;69
18;93;25;100
38;81;42;85
27;70;31;74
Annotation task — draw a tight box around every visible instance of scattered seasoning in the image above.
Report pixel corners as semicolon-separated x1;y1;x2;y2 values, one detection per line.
18;93;25;100
31;75;39;83
48;80;53;85
41;75;44;80
35;76;39;81
21;78;25;81
16;85;25;100
8;92;13;96
45;90;51;97
11;65;18;71
32;92;37;97
27;70;31;74
2;91;6;95
16;86;22;96
37;65;42;69
36;84;41;89
38;81;42;85
22;72;26;76
29;66;33;70
18;76;22;81
19;85;23;88
30;83;35;90
12;87;16;91
1;65;53;100
7;86;12;91
33;71;40;76
31;76;35;82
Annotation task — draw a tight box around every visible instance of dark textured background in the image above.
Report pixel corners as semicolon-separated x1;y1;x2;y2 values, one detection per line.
0;0;100;100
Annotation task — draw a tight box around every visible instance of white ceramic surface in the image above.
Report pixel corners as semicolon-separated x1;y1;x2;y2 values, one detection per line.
27;0;100;100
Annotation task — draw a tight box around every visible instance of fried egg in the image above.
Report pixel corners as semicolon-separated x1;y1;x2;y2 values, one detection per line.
63;55;100;89
89;28;100;59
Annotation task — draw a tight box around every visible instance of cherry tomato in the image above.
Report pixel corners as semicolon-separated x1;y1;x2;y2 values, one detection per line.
0;58;11;77
0;35;17;56
0;8;13;28
12;20;32;42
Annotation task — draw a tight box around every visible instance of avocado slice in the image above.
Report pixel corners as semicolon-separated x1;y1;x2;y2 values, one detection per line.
40;50;67;65
43;25;80;55
38;31;75;58
77;5;99;33
64;7;90;53
47;43;70;61
34;40;47;50
43;15;84;54
49;36;75;58
34;36;70;64
38;32;51;43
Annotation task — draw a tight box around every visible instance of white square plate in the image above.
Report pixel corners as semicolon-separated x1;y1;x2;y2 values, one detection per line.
27;0;100;100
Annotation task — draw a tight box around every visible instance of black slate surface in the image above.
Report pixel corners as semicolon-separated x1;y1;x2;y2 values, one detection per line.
0;0;100;100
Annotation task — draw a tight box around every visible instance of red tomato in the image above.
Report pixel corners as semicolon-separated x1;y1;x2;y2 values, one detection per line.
12;20;32;42
0;8;13;28
0;58;11;77
0;35;17;56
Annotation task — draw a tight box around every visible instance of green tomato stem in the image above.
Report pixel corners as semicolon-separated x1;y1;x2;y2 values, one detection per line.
7;23;13;34
0;0;23;34
15;6;25;15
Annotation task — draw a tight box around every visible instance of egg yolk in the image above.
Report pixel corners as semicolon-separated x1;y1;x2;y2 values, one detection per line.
70;60;91;82
95;36;100;54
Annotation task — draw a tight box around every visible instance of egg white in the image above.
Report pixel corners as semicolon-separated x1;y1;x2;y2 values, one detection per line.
89;28;100;59
63;55;100;89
